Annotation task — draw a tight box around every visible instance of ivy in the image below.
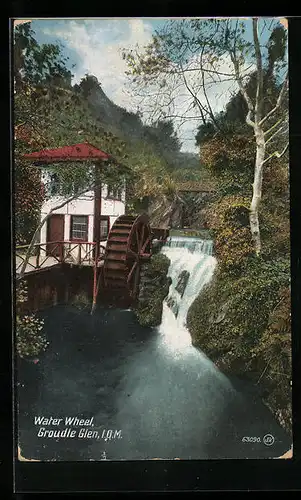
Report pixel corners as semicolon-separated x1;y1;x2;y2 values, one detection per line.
15;281;49;359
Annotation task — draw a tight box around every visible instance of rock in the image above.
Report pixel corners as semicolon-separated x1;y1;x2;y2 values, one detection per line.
166;295;179;317
209;300;231;324
175;270;190;297
134;254;171;327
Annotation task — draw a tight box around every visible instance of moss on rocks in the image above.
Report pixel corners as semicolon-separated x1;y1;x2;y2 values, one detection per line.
134;253;171;327
186;257;292;435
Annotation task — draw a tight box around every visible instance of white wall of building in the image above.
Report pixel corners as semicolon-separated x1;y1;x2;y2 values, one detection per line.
40;184;126;251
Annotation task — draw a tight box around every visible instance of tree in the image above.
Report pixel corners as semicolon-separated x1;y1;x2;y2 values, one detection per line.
14;23;75;244
14;23;73;90
13;25;133;276
74;74;102;98
123;18;288;254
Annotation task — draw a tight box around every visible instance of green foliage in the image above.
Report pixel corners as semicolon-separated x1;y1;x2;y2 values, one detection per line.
16;314;48;359
70;292;91;311
146;253;170;275
187;117;291;429
202;194;253;268
15;281;49;359
143;119;182;165
187;257;290;366
186;263;291;433
178;21;290;431
14;27;202;225
74;74;102;98
14;90;46;243
13;28;133;228
14;23;72;88
15;161;44;244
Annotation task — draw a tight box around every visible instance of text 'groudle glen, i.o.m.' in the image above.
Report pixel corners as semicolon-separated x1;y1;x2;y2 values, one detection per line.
33;416;123;441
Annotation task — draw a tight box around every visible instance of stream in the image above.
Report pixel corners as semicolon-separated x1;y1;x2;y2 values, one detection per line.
17;235;290;460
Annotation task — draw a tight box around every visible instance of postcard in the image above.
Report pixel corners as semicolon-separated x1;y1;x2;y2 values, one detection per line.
13;17;292;463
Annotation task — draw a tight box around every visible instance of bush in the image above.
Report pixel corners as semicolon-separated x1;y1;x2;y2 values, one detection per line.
15;280;49;359
70;292;90;311
203;195;254;269
16;314;48;359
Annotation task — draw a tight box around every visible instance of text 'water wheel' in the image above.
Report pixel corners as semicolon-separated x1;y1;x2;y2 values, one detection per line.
103;214;152;301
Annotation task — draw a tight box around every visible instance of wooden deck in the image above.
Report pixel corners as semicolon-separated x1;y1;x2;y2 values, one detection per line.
15;228;169;277
15;255;60;275
15;255;105;276
15;241;106;276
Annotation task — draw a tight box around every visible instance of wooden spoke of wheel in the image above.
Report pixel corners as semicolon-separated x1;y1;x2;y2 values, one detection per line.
139;224;145;252
127;261;138;284
103;213;152;301
135;227;140;249
141;236;151;255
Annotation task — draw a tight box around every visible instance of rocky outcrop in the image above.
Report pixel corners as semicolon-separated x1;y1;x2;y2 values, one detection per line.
148;195;184;229
166;296;179;317
187;269;292;437
134;254;171;327
175;270;190;298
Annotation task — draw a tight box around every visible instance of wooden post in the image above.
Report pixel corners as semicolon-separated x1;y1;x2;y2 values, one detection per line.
77;244;82;265
36;244;40;268
91;244;99;315
93;163;102;261
91;162;102;314
59;242;64;263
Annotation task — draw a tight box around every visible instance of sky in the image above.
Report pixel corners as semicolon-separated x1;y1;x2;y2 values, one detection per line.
25;18;285;153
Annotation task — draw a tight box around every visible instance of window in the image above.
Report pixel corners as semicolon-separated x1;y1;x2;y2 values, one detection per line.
107;184;122;200
70;215;88;241
100;217;109;239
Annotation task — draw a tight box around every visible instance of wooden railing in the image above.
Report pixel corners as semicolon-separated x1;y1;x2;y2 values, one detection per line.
15;241;106;275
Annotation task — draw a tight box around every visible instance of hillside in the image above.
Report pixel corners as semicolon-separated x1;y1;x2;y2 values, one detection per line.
74;75;201;172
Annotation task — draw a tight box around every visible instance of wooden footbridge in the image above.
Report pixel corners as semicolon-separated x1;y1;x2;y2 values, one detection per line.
16;214;169;309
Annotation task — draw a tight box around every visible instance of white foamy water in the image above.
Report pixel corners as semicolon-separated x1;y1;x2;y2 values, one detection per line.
158;236;217;358
86;236;290;460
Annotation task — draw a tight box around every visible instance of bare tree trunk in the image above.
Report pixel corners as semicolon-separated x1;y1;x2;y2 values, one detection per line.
250;126;265;255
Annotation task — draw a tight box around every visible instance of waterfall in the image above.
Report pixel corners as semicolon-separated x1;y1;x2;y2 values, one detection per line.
158;235;217;357
163;235;214;256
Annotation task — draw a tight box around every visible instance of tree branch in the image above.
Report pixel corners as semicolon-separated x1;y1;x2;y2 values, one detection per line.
264;117;286;137
229;50;255;128
158;114;205;120
265;122;288;145
253;18;264;123
263;142;289;164
259;72;288;126
179;62;207;125
199;46;226;135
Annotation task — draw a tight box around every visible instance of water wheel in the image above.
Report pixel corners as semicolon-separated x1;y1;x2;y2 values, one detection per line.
102;214;152;303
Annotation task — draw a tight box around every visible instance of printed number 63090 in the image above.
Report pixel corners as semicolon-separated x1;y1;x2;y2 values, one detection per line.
242;436;261;443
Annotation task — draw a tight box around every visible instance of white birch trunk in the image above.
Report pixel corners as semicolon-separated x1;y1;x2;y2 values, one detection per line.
250;126;265;255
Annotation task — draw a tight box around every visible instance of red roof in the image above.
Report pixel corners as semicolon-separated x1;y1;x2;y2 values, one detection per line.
23;142;110;163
